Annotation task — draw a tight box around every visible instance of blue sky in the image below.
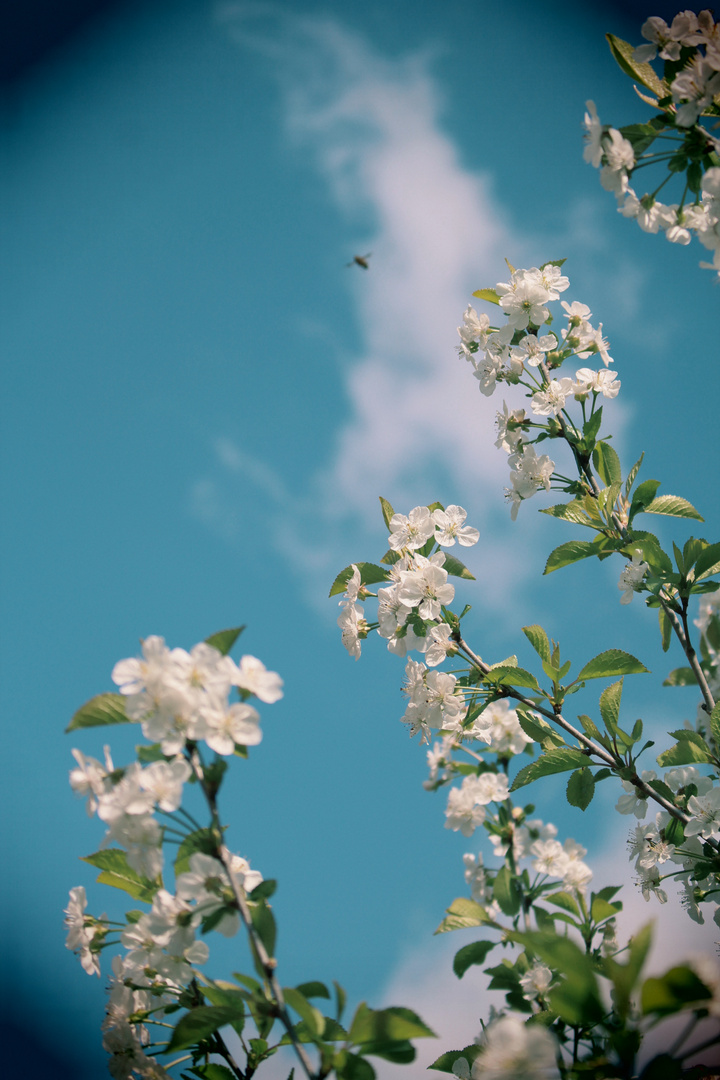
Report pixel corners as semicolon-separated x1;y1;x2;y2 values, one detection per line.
2;1;719;1075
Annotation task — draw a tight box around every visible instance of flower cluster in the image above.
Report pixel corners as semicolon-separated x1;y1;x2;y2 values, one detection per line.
620;764;720;924
458;264;621;520
583;9;720;275
336;503;479;662
65;635;280;1079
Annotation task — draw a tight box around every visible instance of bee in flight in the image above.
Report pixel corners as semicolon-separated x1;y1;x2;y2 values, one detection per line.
346;252;371;270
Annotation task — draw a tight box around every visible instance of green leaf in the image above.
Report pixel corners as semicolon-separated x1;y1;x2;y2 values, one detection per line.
452;940;496;978
334;981;347;1022
283;987;326;1038
540;501;594;526
328;562;390;598
642;495;704;522
204;626;245;655
249;879;277;901
593;442;621;487
379;497;395;530
641;965;713;1016
695;542;720;582
249;900;276;957
296;981;331;1000
522;625;551;663
710;702;720;748
591;896;621;923
188;1065;239;1080
659;608;672;653
136;742;166;763
442;554;476;581
566;768;595;810
624;452;644;497
357;1040;415;1064
605;34;666;96
484;665;540;692
81;849;159;903
599;678;623;735
544;540;598;575
166;1006;242;1052
656;738;713;767
663;667;697;687
435;898;494;934
628;479;661;522
471;287;501;305
511;748;589;791
582;407;603;444
174;828;219;876
545;891;580;916
429;1046;482;1074
516;711;564;748
576;650;649;682
348;1004;435;1044
511;932;603;1025
66;692;129;732
493;865;522;916
334;1051;376;1080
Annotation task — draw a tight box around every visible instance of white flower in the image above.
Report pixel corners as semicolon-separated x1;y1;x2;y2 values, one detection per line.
458;305;491;347
398;562;455;621
519;962;553;1002
616;770;657;818
495;402;528;453
618;550;649;604
424;622;455;667
599;130;635;196
463;852;493;903
531;377;574;417
388;506;435;552
445;782;487;837
337;601;368;660
583;101;603;168
470;699;532;756
234;655;284;703
573;368;620;399
432;505;479;547
203;702;262;755
496;270;551;330
64;886;102;976
69;746;113;816
139;758;191;812
470;1016;560;1079
686;786;720;842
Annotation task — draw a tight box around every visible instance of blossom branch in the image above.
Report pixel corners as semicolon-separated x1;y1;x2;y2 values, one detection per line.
186;747;320;1080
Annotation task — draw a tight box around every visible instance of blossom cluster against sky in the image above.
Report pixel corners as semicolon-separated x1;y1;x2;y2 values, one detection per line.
3;0;718;1075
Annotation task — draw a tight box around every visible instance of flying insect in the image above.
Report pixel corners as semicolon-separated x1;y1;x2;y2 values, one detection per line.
346;253;372;269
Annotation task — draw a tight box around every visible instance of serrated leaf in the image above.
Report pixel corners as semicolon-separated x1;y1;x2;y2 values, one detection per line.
166;1006;242;1053
710;702;720;748
582;407;603;444
493;865;522;916
204;626;245;656
593;442;621;487
659;608;672;653
641;966;713;1016
576;650;649;681
642;495;704;522
188;1065;239;1080
348;1003;435;1044
605;33;666;95
66;692;129;732
624;452;644;497
174;828;219;876
471;287;500;305
81;849;160;902
295;981;330;1000
249;900;276;957
567;768;595;810
442;553;476;580
511;748;589;791
516;711;563;747
379;497;395;530
522;625;551;663
656;740;713;767
695;543;720;582
435;898;493;934
545;891;580;916
540;501;594;526
452;940;496;978
599;679;623;735
328;562;391;598
663;667;697;687
544;539;598;575
484;665;540;692
429;1046;482;1074
283;987;326;1038
591;896;621;923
